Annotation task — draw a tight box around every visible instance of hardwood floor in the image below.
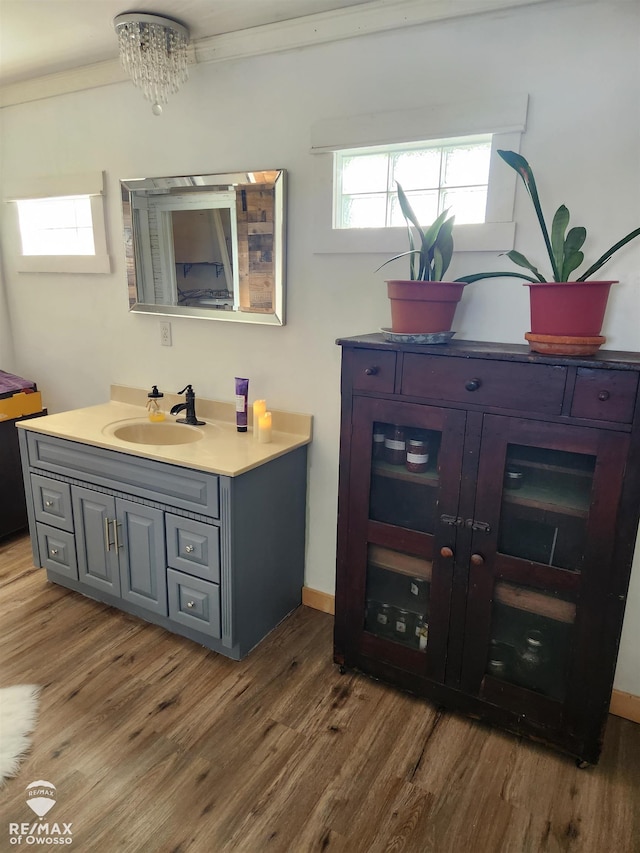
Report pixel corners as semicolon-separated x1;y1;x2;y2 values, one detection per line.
1;532;639;852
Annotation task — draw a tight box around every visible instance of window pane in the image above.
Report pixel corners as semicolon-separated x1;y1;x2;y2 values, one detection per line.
342;194;387;228
390;191;439;227
391;150;441;191
341;154;389;194
441;187;488;224
442;144;491;187
335;135;492;229
17;196;95;256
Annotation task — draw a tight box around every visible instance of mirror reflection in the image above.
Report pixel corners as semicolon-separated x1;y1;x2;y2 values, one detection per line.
120;170;286;324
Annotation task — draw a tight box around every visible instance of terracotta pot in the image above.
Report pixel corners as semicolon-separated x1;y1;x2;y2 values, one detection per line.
525;281;616;337
386;280;466;334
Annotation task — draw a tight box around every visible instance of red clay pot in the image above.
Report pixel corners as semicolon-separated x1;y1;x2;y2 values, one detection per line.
386;280;466;334
525;281;616;337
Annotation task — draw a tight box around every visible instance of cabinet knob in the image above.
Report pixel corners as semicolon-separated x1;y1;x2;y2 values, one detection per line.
470;553;485;567
364;367;378;376
44;500;54;507
185;545;195;553
465;378;481;392
50;548;59;556
186;600;195;609
598;390;610;401
440;546;454;559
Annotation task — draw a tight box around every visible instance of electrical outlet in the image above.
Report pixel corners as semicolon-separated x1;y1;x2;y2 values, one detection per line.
159;321;172;347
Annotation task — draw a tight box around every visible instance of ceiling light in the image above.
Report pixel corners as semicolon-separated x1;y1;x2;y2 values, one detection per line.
114;12;189;115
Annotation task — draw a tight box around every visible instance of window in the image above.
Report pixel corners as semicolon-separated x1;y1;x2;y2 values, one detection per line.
7;171;110;273
310;95;529;255
335;136;492;229
17;196;96;256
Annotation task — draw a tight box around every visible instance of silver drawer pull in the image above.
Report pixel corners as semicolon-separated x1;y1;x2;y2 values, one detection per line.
185;545;195;553
50;548;59;556
44;500;54;507
186;600;195;609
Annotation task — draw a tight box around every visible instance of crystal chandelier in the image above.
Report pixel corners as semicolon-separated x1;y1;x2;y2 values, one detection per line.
114;13;190;115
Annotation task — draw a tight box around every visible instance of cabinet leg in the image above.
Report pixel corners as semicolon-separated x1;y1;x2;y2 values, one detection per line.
339;665;347;675
576;759;591;770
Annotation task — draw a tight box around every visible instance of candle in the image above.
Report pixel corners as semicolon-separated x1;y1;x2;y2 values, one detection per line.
253;400;267;439
258;411;272;444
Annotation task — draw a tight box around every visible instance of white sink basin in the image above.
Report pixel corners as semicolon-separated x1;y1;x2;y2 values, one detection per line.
105;419;204;446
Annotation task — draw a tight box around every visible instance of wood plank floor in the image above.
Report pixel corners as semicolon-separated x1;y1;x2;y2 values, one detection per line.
1;532;639;852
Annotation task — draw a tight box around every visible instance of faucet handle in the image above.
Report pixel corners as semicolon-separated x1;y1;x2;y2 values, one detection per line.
177;384;193;396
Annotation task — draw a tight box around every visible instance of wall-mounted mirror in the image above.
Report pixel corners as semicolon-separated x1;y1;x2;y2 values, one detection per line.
121;170;286;324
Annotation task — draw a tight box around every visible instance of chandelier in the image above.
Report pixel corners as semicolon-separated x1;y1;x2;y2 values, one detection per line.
114;12;190;115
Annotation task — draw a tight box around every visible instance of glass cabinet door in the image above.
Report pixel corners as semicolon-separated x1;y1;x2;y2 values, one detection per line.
462;414;629;723
345;397;466;681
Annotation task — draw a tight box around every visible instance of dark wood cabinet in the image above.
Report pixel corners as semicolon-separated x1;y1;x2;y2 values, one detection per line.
334;335;640;764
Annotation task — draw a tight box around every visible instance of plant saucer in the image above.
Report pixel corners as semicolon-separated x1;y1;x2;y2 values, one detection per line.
380;329;455;345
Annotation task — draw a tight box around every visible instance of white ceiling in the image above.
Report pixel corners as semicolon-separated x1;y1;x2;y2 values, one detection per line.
0;0;567;89
0;0;379;85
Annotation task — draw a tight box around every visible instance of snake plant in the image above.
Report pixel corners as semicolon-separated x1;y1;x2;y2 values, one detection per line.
457;150;640;284
377;182;455;281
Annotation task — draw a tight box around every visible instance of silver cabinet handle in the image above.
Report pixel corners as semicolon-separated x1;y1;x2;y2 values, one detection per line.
112;519;123;550
185;545;195;553
50;548;59;556
186;601;195;609
104;517;113;551
44;499;54;507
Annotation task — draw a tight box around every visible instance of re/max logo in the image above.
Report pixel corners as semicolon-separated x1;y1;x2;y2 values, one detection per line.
8;823;73;845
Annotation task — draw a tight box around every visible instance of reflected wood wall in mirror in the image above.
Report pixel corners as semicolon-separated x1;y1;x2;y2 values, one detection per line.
120;170;286;325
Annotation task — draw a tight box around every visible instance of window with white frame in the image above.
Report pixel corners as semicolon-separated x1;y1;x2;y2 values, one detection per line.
335;136;492;229
7;171;110;273
310;94;529;255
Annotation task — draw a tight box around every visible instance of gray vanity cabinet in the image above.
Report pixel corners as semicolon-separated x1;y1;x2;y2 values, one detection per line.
19;429;307;660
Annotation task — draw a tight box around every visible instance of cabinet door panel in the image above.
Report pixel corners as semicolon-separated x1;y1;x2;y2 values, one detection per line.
165;515;220;582
36;523;77;580
73;486;120;595
32;474;74;532
338;396;466;682
117;499;167;616
461;415;629;731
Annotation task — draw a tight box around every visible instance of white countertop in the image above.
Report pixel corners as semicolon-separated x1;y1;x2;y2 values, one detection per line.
16;385;313;477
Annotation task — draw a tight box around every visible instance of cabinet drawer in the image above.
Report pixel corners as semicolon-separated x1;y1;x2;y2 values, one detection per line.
346;349;397;393
401;355;567;414
166;515;220;582
37;523;77;580
571;369;638;423
32;474;73;532
167;568;221;638
26;433;219;518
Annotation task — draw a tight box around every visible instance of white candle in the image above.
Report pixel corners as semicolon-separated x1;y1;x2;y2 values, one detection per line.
258;411;272;444
253;400;266;439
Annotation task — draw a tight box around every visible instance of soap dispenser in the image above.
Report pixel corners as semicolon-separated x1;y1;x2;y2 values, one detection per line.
146;386;166;422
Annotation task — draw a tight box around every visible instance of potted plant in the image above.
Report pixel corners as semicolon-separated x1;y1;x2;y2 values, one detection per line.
377;183;467;335
458;150;640;354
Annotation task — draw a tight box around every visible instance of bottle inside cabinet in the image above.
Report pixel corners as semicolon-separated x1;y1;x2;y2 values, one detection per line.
370;422;441;534
484;580;576;701
498;444;595;571
364;546;431;653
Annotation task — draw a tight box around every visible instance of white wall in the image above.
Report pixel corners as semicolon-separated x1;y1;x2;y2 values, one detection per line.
1;0;639;693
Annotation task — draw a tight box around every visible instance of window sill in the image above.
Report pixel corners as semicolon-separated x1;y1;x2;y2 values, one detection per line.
313;222;515;256
17;254;112;274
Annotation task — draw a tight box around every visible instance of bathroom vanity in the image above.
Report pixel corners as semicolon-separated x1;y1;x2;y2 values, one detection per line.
18;386;312;659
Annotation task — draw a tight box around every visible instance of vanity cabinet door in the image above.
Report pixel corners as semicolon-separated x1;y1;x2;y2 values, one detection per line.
117;499;167;616
72;486;120;596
